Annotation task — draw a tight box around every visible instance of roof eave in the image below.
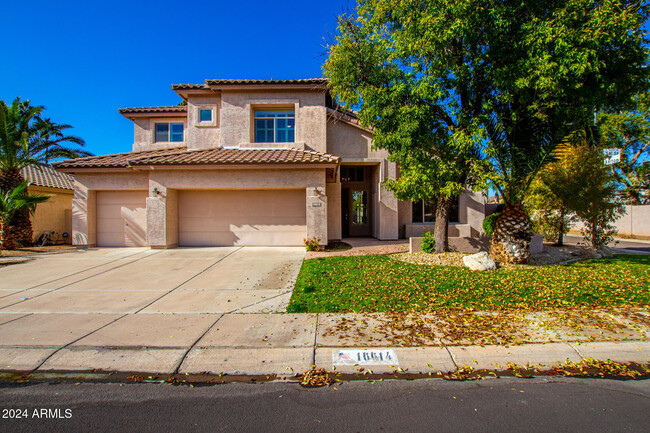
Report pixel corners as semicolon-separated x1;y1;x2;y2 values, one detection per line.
118;111;187;120
56;162;339;172
207;83;329;91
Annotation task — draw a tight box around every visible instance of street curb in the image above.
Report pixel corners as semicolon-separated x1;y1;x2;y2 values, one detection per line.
0;341;647;384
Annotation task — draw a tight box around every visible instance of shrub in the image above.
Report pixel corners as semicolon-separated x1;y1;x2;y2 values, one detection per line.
421;231;436;253
482;212;500;237
579;206;625;249
304;237;322;252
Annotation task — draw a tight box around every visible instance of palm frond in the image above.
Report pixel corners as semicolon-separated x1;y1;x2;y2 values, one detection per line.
0;97;88;174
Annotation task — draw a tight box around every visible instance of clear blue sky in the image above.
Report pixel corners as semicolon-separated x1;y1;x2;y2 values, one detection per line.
0;0;350;156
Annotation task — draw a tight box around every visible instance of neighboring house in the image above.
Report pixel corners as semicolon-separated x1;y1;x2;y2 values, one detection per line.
21;165;74;244
53;78;485;248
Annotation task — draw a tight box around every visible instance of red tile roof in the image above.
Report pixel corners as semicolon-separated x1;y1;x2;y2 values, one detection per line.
172;79;328;90
52;147;187;169
171;83;210;90
118;106;187;114
52;147;339;169
205;78;328;86
21;165;74;190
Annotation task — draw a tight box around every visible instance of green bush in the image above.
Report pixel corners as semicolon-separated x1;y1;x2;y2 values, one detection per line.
482;212;500;237
421;231;436;253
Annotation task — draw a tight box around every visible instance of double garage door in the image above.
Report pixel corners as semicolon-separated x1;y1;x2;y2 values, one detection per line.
178;189;306;246
95;189;306;247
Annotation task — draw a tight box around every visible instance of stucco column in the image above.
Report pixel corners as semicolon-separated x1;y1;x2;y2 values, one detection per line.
71;181;95;247
326;181;341;241
306;186;328;246
459;190;486;237
146;180;178;248
378;161;399;240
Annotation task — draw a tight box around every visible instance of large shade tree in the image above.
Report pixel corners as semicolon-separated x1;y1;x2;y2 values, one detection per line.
324;1;496;252
0;98;90;246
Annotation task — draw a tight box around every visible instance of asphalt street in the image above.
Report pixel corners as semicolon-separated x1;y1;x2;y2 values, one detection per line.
563;234;650;253
0;377;648;432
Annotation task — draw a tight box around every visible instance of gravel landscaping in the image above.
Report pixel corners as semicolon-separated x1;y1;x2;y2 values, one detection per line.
392;244;606;269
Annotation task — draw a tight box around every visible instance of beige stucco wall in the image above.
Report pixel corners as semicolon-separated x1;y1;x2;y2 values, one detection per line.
572;205;650;239
186;94;221;150
220;90;327;152
29;186;73;244
397;199;412;239
458;190;487;237
327;119;373;159
133;116;187;152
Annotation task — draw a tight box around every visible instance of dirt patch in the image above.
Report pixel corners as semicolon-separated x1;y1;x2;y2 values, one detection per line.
320;308;649;347
0;245;75;257
307;241;408;259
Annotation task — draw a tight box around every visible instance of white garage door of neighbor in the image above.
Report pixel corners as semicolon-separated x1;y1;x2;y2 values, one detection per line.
179;189;307;246
96;191;148;247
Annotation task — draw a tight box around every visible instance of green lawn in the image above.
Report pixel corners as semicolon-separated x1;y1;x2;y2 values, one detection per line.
286;254;650;313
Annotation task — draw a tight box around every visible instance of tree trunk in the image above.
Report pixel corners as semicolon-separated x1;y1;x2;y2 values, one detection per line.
0;220;14;250
433;197;453;253
490;203;532;264
591;217;599;249
0;169;33;248
626;189;642;206
557;207;565;246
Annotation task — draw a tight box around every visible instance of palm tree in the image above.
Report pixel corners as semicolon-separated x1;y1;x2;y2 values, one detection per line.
484;103;573;263
484;96;600;264
0;182;49;250
0;97;90;246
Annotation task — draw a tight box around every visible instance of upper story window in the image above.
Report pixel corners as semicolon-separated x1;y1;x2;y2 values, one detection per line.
254;111;295;143
155;122;184;142
199;109;212;122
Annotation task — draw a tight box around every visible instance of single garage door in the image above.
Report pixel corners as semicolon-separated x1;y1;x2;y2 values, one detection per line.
178;189;306;246
96;191;147;247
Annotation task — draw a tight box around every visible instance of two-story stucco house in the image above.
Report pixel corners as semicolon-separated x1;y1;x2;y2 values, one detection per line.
54;78;485;248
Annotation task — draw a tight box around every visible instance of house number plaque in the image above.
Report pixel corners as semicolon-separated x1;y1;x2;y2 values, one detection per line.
332;349;398;366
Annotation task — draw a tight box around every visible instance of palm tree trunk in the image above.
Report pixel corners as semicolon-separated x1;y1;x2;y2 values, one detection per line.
0;169;33;247
490;203;532;264
0;219;14;250
433;197;453;253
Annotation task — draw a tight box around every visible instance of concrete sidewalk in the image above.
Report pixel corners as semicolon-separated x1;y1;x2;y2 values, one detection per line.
0;310;647;379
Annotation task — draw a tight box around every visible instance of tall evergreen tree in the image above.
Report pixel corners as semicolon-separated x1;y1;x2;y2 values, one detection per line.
0;97;90;246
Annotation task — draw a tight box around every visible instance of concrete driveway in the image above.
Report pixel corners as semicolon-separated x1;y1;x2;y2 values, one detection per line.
0;247;305;314
0;246;312;373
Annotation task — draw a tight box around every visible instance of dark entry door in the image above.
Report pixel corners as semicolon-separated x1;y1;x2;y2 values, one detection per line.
342;187;371;237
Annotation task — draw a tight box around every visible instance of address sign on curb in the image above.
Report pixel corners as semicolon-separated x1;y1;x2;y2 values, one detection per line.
332;349;399;366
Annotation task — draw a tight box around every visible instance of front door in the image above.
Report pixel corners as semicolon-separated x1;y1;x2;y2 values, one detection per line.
340;165;373;237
